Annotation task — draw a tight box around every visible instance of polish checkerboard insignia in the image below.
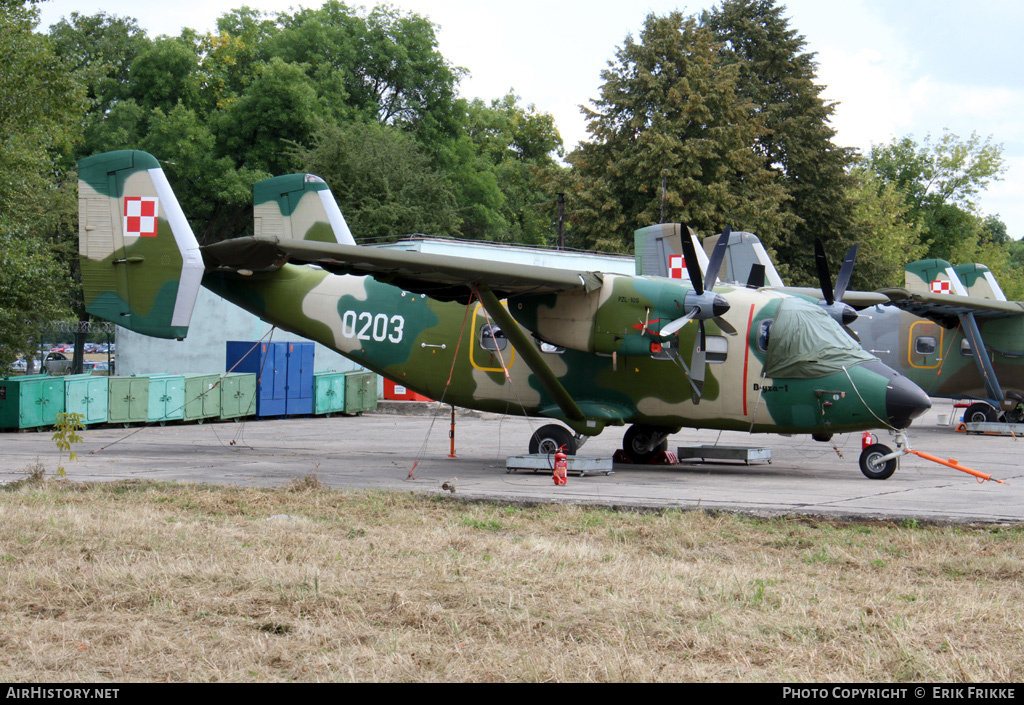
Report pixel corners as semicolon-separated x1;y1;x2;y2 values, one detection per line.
930;280;952;294
668;254;685;279
123;196;159;237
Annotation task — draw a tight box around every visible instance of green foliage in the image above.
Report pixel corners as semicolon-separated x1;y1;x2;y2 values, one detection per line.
567;12;792;252
0;1;82;367
51;412;85;479
844;167;925;289
703;0;858;286
293;121;460;242
864;131;1006;262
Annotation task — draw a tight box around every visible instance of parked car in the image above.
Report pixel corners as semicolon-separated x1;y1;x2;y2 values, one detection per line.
8;358;27;372
42;351;73;375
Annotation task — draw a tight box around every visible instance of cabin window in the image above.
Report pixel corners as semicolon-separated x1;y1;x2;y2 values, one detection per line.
915;336;937;355
960;339;973;357
539;342;564;354
479;324;507;351
705;335;728;363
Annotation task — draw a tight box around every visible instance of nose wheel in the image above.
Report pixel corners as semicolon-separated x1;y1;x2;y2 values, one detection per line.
859;443;897;480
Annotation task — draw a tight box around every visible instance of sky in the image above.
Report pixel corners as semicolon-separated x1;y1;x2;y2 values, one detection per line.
35;0;1024;240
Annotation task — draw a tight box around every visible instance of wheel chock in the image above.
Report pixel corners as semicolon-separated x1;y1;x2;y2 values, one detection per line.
611;450;679;465
649;451;679;465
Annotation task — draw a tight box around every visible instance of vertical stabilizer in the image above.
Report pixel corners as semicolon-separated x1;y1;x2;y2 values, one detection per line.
703;230;785;288
253;174;356;245
953;263;1007;301
634;223;708;281
904;259;968;296
78;150;204;339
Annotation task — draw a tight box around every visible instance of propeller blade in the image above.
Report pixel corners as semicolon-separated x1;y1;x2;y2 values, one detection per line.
689;321;707;404
679;224;705;295
713;316;738;336
746;263;766;289
660;309;697;337
704;226;731;293
669;348;703;402
833;244;858;302
814;238;835;305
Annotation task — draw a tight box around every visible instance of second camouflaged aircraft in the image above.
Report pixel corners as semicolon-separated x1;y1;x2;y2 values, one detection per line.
78;151;931;478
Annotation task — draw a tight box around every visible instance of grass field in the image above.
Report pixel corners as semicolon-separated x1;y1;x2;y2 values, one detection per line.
1;472;1021;682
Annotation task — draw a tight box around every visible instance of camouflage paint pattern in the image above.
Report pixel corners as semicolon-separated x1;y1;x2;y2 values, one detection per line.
853;303;1024;403
78;151;203;339
79;151;923;444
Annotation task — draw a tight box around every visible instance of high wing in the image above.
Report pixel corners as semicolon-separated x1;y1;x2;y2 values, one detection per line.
878;288;1024;328
202;235;604;303
777;287;889;309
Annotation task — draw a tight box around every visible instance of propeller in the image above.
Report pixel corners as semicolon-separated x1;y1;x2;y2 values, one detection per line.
814;238;860;334
658;226;737;403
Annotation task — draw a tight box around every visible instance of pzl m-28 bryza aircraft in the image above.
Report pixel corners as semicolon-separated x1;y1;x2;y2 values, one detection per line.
78;150;931;477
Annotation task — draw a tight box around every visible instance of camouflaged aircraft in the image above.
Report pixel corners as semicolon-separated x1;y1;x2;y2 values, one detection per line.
705;231;1024;426
78;150;931;476
854;260;1024;424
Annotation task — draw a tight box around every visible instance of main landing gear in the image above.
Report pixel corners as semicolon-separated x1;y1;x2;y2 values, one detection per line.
529;423;670;463
529;424;581;455
621;424;669;464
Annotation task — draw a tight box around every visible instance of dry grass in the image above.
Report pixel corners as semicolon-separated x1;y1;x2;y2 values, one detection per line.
0;474;1022;682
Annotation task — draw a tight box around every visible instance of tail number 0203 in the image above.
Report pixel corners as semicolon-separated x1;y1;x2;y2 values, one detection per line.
341;311;405;343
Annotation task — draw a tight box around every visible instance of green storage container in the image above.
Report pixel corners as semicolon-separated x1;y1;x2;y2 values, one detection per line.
107;376;150;426
220;373;257;420
147;374;184;423
183;374;221;422
343;371;378;415
313;371;346;415
0;374;66;430
64;374;108;426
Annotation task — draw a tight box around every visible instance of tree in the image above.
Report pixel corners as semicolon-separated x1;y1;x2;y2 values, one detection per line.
844;167;925;289
0;1;83;365
293;121;460;242
865;131;1005;261
702;0;858;285
566;12;792;253
453;93;566;244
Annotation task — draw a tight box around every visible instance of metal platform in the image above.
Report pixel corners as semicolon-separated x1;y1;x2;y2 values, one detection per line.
960;422;1024;436
506;454;615;476
676;445;772;465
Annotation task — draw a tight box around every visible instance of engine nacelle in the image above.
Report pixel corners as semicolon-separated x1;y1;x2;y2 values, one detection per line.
509;275;700;356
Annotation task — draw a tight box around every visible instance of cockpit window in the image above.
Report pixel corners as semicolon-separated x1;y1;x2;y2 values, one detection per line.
756;319;773;353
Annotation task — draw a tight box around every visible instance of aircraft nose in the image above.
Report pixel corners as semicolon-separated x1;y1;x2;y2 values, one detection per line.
886;372;932;429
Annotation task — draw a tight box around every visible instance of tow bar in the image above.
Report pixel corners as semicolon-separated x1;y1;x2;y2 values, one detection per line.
860;430;1007;483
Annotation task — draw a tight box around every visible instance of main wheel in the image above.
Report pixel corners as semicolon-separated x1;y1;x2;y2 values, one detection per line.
859;443;897;480
622;425;669;464
964;402;997;423
529;424;577;456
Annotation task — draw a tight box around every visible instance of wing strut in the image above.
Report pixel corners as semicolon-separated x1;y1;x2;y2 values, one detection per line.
960;312;1004;404
474;285;586;425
